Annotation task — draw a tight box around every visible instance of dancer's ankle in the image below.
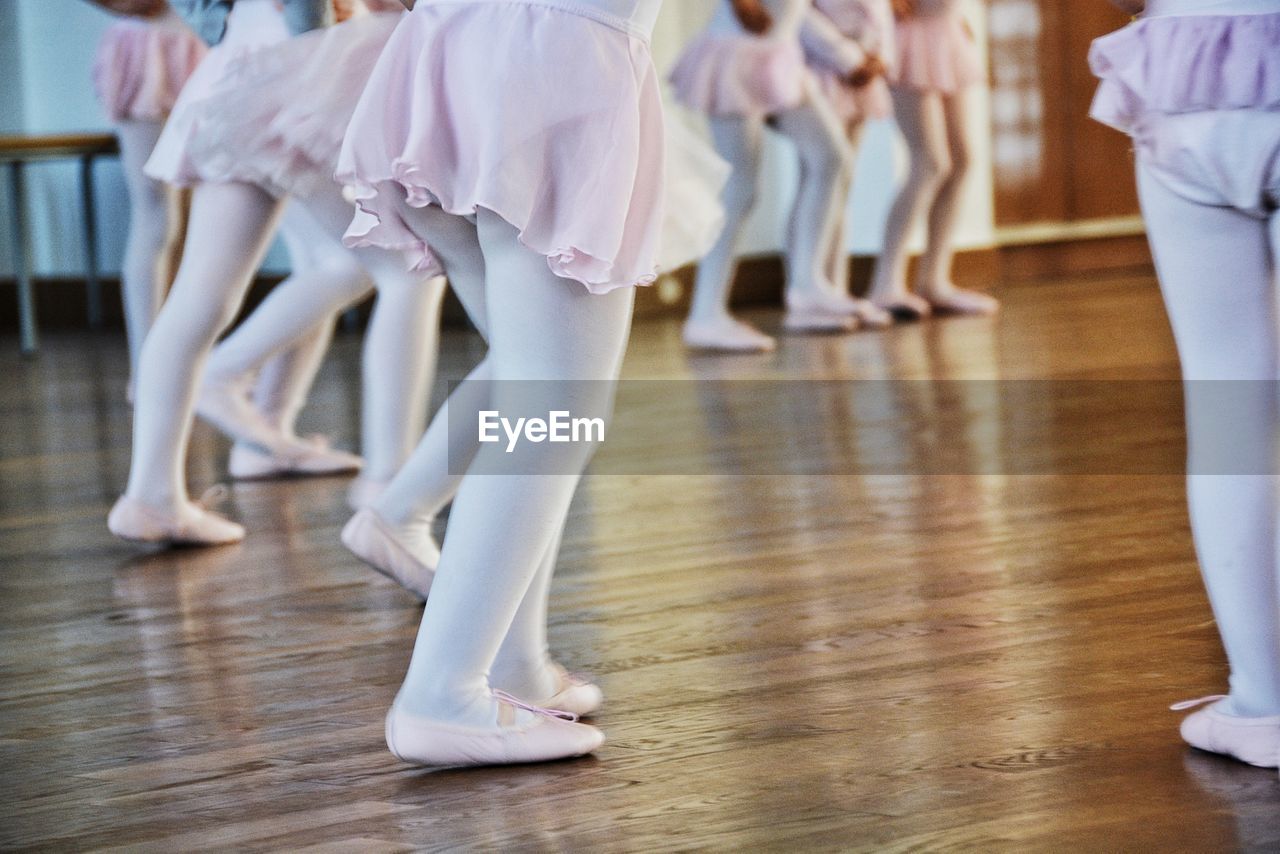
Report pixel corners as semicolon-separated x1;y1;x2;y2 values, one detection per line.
397;678;512;728
490;655;559;703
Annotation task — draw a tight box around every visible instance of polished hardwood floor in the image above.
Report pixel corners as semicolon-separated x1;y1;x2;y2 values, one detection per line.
2;273;1278;851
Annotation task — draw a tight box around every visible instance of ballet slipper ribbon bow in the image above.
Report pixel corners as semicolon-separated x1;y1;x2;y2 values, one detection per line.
1170;695;1227;712
492;690;580;723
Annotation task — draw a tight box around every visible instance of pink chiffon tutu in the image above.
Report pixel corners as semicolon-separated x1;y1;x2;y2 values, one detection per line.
1089;11;1280;138
668;33;808;118
186;12;403;199
892;9;984;94
337;1;667;293
1090;10;1280;215
145;2;293;187
93;16;206;123
659;117;729;272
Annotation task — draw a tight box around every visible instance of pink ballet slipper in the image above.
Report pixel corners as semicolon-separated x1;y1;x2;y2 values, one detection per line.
682;317;777;353
108;485;245;546
228;436;364;480
539;665;605;718
870;291;933;321
385;691;605;768
921;286;1000;317
196;378;294;454
783;291;861;333
825;293;895;329
1173;695;1280;769
341;508;438;600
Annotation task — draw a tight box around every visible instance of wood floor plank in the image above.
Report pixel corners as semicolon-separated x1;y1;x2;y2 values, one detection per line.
1;275;1277;851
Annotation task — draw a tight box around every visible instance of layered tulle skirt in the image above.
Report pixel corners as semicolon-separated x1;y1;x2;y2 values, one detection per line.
184;12;403;199
1090;10;1280;214
668;33;808;119
93;16;206;123
892;11;984;94
337;2;669;293
145;1;293;186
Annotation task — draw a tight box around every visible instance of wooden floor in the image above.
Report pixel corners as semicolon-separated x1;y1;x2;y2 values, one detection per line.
3;272;1278;852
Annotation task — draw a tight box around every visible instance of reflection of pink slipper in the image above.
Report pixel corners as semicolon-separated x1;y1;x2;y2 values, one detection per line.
385;692;605;767
108;486;244;547
923;287;1000;316
1173;695;1280;768
870;292;932;321
683;317;776;352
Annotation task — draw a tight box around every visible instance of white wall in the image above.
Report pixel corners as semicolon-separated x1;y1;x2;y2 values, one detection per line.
0;0;995;280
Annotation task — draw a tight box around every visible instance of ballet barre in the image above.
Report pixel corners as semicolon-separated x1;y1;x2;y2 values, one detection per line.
0;133;119;355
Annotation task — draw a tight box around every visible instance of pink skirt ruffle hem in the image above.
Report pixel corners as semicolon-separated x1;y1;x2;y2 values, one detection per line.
1089;11;1280;137
186;12;402;200
337;3;667;293
144;2;293;187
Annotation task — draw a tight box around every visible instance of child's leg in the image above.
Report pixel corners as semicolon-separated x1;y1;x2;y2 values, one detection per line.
248;203;350;439
343;199;492;579
115;119;178;380
868;86;949;317
823;118;892;328
915;87;998;315
395;208;633;728
247;323;334;439
200;200;373;453
682;115;775;352
122;181;284;511
288;185;449;486
1139;164;1280;719
356;251;447;484
773;92;858;329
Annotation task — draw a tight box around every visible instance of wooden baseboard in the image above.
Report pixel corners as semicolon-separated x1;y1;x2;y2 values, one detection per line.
0;276;473;334
0;235;1150;335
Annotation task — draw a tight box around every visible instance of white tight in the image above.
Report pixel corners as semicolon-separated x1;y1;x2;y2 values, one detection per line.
204;186;445;481
687;92;850;322
825;119;867;297
126;180;285;508
247;205;342;438
1138;163;1280;718
870;86;973;299
126;178;444;508
115;119;183;379
386;201;634;725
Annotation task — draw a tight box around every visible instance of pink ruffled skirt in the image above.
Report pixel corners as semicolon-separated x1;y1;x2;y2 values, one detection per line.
93;16;206;123
668;33;808;119
337;1;667;293
892;12;984;94
145;1;293;187
1090;10;1280;215
185;12;403;200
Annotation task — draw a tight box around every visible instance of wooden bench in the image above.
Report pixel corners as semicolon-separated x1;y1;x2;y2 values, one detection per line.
0;133;120;354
